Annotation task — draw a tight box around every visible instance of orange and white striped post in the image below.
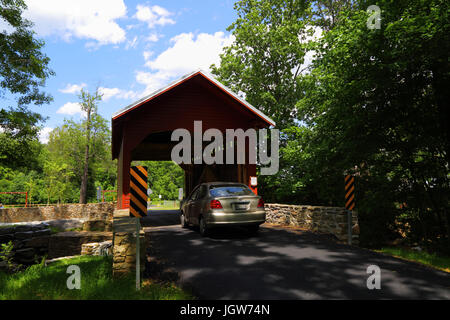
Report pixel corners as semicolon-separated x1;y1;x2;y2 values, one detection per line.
345;175;355;245
345;175;355;211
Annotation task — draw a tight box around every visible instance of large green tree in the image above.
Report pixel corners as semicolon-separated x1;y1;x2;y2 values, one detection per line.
297;0;449;251
77;89;103;204
0;0;54;169
47;113;115;203
214;0;449;253
211;0;312;129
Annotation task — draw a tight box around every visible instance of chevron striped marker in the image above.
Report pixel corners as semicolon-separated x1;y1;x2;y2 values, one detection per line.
130;166;148;217
345;174;355;211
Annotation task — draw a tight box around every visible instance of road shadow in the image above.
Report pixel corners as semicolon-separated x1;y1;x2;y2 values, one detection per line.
144;224;450;300
140;209;180;227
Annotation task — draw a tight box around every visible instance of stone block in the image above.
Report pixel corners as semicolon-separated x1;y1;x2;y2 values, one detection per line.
14;225;33;233
32;229;51;237
14;231;34;240
27;236;50;248
0;227;15;235
265;203;359;244
0;234;14;243
14;248;36;262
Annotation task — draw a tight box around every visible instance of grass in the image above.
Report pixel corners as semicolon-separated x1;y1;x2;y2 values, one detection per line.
148;203;180;211
0;256;195;300
49;226;83;234
0;225;15;229
376;247;450;273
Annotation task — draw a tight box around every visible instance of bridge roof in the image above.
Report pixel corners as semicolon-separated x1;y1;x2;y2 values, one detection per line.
112;69;275;126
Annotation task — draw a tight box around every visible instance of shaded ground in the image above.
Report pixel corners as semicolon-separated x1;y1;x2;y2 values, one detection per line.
142;210;450;300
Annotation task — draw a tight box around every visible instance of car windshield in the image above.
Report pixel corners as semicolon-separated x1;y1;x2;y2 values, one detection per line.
209;185;253;197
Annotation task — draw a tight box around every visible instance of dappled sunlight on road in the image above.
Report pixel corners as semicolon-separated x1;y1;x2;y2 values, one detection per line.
143;211;450;299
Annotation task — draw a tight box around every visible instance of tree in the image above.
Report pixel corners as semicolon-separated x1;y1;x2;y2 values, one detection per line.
47;113;114;204
78;89;103;204
215;0;449;253
211;0;314;129
0;0;54;169
297;0;449;251
142;161;184;201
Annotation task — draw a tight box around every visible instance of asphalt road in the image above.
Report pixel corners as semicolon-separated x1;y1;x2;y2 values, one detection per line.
141;210;450;300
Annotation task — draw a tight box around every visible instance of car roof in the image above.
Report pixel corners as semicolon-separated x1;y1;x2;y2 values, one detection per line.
200;182;248;187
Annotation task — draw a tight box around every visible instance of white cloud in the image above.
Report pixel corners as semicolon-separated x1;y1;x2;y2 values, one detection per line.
145;33;159;42
38;127;53;144
99;87;137;101
24;0;127;45
59;83;87;94
125;36;138;50
143;51;154;60
56;102;83;116
136;31;234;94
135;4;175;28
99;87;121;101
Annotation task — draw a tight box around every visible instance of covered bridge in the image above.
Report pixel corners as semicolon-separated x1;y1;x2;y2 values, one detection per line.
111;70;275;209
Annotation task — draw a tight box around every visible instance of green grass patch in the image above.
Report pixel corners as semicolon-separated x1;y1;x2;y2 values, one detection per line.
0;224;21;229
48;226;63;234
377;247;450;273
0;256;195;300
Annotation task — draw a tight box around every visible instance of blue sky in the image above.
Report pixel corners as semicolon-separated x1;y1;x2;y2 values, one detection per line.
2;0;239;142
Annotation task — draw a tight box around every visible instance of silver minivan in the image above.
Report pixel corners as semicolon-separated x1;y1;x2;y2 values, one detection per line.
180;182;266;236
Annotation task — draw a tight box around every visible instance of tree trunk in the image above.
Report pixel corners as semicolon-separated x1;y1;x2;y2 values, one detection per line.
79;108;91;204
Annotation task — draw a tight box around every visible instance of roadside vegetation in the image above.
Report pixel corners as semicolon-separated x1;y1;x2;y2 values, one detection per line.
212;0;449;255
0;256;194;300
377;248;450;273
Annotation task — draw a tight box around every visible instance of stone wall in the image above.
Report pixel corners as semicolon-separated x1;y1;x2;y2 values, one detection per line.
81;241;113;256
48;231;112;259
112;231;145;277
112;210;145;278
265;204;359;243
0;203;115;223
0;223;51;266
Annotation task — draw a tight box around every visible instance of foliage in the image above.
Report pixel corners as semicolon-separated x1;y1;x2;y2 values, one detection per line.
377;247;450;273
0;0;54;106
140;161;184;201
0;255;194;300
296;0;449;252
78;88;103;203
211;0;313;129
0;0;54;170
0;112;116;205
0;241;14;270
215;0;450;254
46;114;116;203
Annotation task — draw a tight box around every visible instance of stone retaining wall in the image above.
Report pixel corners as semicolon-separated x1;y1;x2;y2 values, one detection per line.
48;231;112;259
81;241;113;256
0;223;51;266
265;204;359;243
0;203;115;223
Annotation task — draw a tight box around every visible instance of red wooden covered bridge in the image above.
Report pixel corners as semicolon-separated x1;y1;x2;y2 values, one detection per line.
111;70;275;210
